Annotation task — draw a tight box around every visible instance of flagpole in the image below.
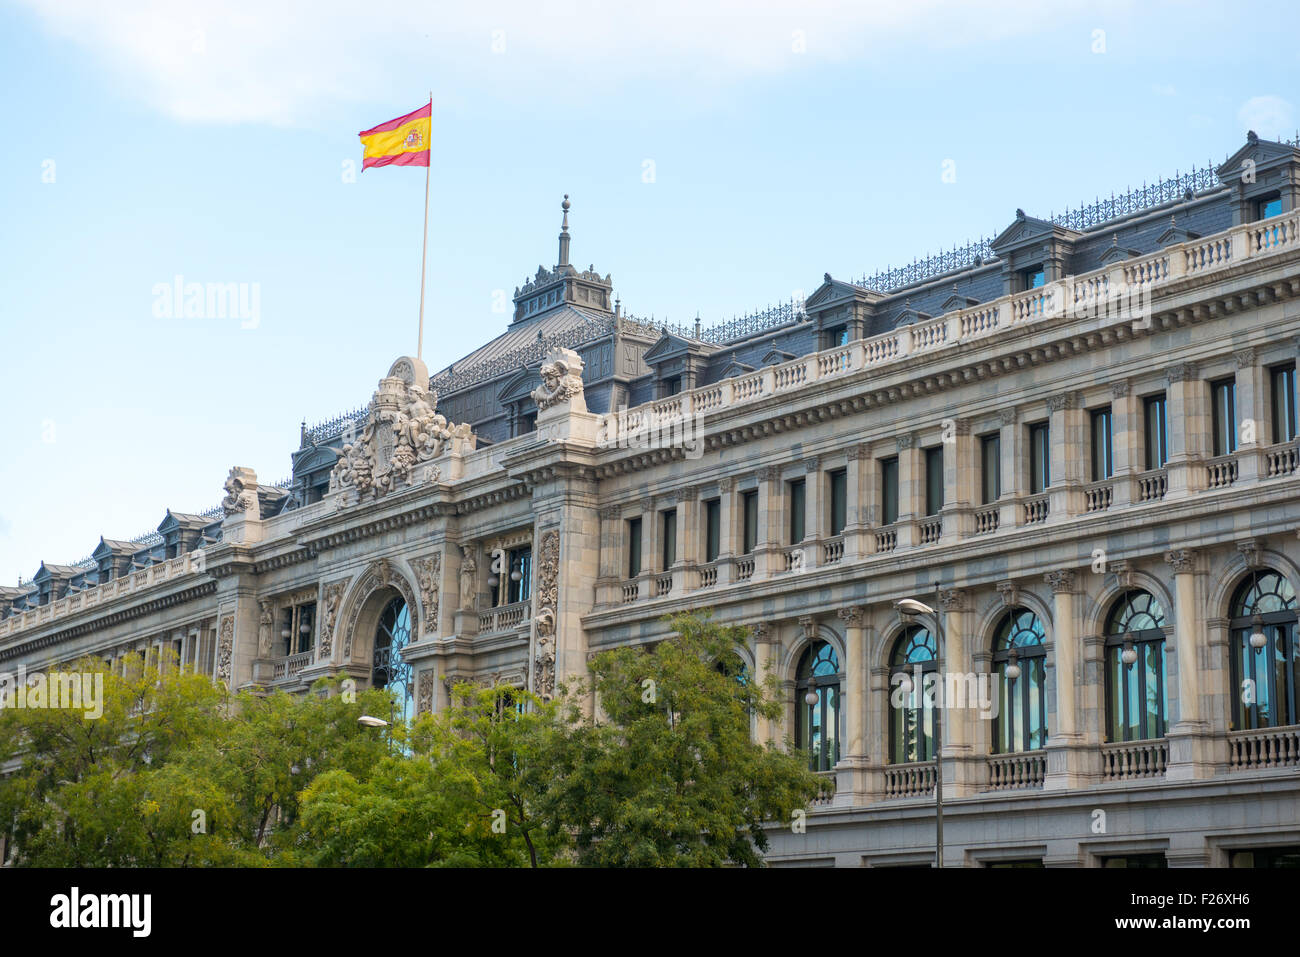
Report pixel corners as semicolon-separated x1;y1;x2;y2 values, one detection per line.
416;91;432;361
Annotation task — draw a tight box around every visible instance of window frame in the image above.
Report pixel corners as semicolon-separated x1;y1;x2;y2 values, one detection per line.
880;456;899;526
1028;422;1051;493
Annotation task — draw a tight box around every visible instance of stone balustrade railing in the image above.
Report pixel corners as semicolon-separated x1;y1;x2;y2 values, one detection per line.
883;760;936;798
0;551;206;641
478;599;532;634
1266;440;1300;477
1227;725;1300;771
271;649;314;681
1136;468;1168;502
1101;738;1168;780
1084;479;1114;513
985;752;1046;790
1205;454;1239;490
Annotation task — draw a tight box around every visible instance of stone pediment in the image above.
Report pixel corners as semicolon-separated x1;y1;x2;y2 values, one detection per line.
804;273;882;314
718;357;755;378
642;332;697;365
894;306;932;326
497;366;540;405
990;209;1082;255
92;537;136;561
158;509;209;535
1098;237;1143;264
32;561;80;585
941;292;979;313
762;348;794;366
293;444;340;475
1217;132;1300;180
1158;218;1201;246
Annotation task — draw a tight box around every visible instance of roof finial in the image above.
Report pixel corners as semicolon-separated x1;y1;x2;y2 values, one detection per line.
558;194;571;268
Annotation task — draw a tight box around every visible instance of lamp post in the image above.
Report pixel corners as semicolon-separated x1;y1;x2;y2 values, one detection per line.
896;580;945;869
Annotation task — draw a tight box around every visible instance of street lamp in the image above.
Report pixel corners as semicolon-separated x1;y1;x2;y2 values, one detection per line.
894;581;945;869
357;715;389;728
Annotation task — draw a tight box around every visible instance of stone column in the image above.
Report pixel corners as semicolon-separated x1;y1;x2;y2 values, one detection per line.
1109;379;1139;506
1234;347;1266;481
1164;547;1215;779
998;407;1024;528
1047;392;1086;519
895;433;920;547
716;478;737;585
676;487;698;592
1165;362;1206;495
941;419;974;539
803;457;822;569
835;606;869;804
755;466;783;577
937;588;980;797
752;621;777;746
595;507;623;607
1044;569;1087;789
844;445;870;560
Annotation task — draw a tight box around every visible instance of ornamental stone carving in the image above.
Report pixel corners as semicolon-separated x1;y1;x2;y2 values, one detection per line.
939;588;967;610
837;606;864;627
1237;539;1262;569
458;545;477;611
531;528;561;701
896;433;915;451
1165;548;1196;573
1044;569;1076;594
1046;392;1080;413
412;553;441;637
999;408;1018;426
416;669;435;716
1166;362;1198;383
996;580;1019;606
342;558;416;660
221;467;258;517
318;580;346;659
217;615;234;686
1234;348;1257;369
330;356;473;503
1110;379;1131;398
257;600;274;658
530;347;586;412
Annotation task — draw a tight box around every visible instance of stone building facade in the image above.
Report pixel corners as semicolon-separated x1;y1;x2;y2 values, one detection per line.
5;134;1300;867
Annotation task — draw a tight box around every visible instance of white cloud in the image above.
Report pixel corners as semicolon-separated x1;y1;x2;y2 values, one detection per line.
1237;95;1295;140
15;0;1098;125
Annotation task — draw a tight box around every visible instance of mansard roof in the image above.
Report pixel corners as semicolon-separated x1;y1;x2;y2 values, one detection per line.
32;561;81;583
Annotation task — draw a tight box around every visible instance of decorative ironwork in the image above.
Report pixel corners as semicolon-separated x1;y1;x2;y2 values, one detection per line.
623;298;807;346
430;315;614;394
373;596;414;726
304;407;368;445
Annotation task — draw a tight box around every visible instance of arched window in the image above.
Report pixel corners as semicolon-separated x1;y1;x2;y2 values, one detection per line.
795;641;841;772
890;626;938;763
372;596;413;726
1229;570;1299;730
1104;590;1169;742
991;607;1047;753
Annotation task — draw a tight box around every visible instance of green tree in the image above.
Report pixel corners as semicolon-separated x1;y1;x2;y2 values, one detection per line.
542;610;821;867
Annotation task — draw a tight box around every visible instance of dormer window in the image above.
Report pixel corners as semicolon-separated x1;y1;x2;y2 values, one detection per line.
1022;266;1045;290
1257;194;1282;221
663;376;682;396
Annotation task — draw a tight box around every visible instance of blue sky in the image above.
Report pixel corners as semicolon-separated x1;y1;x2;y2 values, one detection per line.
0;0;1295;582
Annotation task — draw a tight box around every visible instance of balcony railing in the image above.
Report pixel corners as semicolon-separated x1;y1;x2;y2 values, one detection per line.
875;525;898;553
822;537;844;565
1205;454;1239;489
620;581;639;604
883;760;936;798
478;599;532;633
782;545;804;573
1084;480;1113;513
985;752;1046;790
1101;738;1168;781
654;574;673;597
1023;495;1049;525
735;557;755;582
1136;468;1168;502
271;649;314;681
1265;440;1300;477
810;771;837;807
698;563;718;588
1227;725;1300;771
918;517;942;545
975;506;1000;534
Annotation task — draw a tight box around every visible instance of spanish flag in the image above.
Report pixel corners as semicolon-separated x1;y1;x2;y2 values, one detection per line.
359;101;431;170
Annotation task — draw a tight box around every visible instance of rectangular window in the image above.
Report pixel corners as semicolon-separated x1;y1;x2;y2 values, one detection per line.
880;457;899;525
1022;265;1045;289
1257;195;1283;220
664;376;682;396
704;499;721;562
1090;407;1114;481
981;433;1002;504
826;324;848;346
828;469;847;536
924;446;944;516
507;547;532;604
742;490;758;554
1144;394;1168;469
626;518;642;578
1029;422;1050;493
1211;377;1237;456
661;510;677;568
1272;363;1298;443
789;479;806;543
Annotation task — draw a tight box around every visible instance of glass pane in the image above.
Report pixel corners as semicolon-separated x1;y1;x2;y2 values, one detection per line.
1027;657;1047;750
881;459;899;525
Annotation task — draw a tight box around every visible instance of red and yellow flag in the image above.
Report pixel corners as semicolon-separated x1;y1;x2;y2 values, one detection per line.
359;101;431;170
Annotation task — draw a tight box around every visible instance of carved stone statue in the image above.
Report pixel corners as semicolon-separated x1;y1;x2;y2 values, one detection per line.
530;347;586;412
458;545;477;611
257;599;274;657
330;357;476;503
221;467;258;517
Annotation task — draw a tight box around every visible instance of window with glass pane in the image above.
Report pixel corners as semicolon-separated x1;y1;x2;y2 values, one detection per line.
829;470;847;536
1144;394;1169;469
795;641;842;772
661;510;676;568
1104;590;1168;742
1091;407;1113;480
507;546;532;603
1272;364;1298;443
373;597;413;727
1211;378;1237;456
1022;265;1045;289
704;499;721;562
981;433;1001;504
890;626;938;763
1257;195;1283;220
1229;570;1299;730
789;479;806;543
924;446;944;516
880;457;899;525
1029;423;1050;493
992;608;1048;753
742;490;758;554
626;518;642;578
